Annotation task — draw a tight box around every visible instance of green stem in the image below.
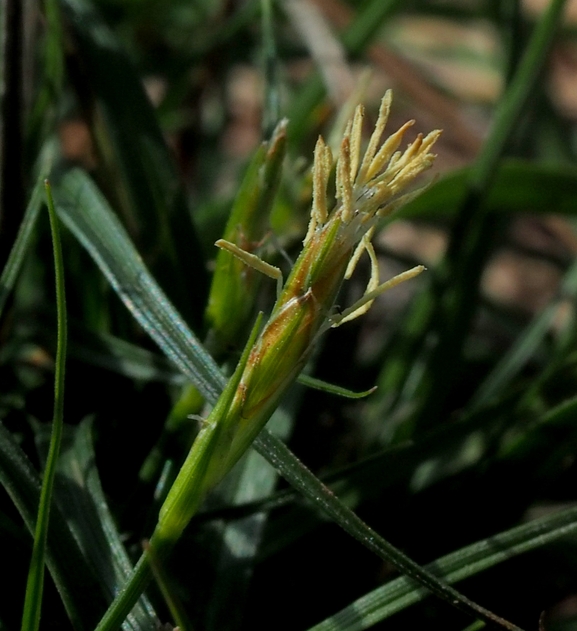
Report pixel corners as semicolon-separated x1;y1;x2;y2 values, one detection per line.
144;541;193;631
92;552;154;631
20;181;67;631
95;318;263;631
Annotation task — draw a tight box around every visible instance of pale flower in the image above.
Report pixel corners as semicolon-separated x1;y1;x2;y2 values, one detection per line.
155;91;441;546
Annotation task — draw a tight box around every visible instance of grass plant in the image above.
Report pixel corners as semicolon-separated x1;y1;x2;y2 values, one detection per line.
3;1;577;630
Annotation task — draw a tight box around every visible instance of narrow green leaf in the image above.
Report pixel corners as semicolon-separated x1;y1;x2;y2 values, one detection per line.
196;406;500;527
298;374;377;399
27;0;65;149
51;168;226;402
143;541;191;631
21;181;68;631
254;430;524;631
0;422;107;630
467;0;566;194
68;327;186;384
540;395;577;428
393;0;568;430
285;0;403;145
307;504;577;631
54;419;157;630
399;160;577;221
260;0;280;136
91;316;266;631
0;0;25;265
0;142;55;318
205;121;286;355
469;255;577;411
249;409;507;557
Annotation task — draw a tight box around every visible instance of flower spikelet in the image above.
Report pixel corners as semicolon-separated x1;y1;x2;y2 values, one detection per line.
300;90;441;322
155;92;441;546
217;90;441;467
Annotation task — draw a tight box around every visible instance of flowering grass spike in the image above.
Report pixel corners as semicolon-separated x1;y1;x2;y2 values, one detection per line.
95;91;441;631
154;90;441;544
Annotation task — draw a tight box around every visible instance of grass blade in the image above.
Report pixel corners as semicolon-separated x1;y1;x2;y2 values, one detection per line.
466;0;567;195
143;540;191;631
298;374;376;399
285;0;403;145
384;0;568;429
205;121;286;355
254;430;524;631
53;419;157;630
307;504;577;631
469;256;577;411
20;181;67;631
260;0;280;136
51;168;226;402
0;423;108;629
0;0;25;268
67;326;185;384
399;159;577;221
0;143;54;318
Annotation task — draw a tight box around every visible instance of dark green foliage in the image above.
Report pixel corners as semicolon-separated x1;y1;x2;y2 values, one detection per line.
2;0;577;630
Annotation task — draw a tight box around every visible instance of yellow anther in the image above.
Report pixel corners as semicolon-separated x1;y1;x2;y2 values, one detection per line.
331;265;426;328
215;239;283;298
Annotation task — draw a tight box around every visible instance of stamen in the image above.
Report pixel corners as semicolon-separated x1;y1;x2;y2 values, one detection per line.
337;136;353;222
366;120;414;183
339;234;378;323
357;91;392;185
345;225;375;279
332;265;426;327
307;136;330;244
420;129;443;153
345;238;365;280
322;142;333;173
215;239;284;297
349;104;364;184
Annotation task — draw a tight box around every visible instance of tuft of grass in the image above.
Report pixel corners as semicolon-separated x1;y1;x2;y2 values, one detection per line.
3;0;577;630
